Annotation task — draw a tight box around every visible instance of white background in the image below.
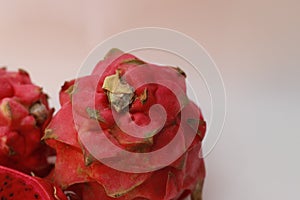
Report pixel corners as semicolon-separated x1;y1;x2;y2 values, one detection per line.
0;1;299;199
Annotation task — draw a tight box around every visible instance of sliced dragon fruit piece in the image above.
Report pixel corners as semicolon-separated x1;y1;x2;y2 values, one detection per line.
0;165;67;200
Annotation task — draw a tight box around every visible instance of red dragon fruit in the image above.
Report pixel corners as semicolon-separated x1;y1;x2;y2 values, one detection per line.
0;68;54;177
0;165;68;200
44;49;206;200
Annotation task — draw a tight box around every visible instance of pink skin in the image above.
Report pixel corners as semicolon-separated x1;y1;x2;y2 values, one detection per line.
45;50;206;199
0;68;54;177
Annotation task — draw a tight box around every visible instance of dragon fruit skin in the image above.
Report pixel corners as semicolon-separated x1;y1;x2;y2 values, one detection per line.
44;49;206;200
0;68;54;177
0;165;68;200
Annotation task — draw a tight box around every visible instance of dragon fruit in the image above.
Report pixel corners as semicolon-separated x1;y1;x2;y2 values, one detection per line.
0;68;54;177
0;165;67;200
44;49;206;200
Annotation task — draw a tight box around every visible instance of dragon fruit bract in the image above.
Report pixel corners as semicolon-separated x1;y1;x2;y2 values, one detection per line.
44;49;206;200
0;68;54;177
0;165;67;200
